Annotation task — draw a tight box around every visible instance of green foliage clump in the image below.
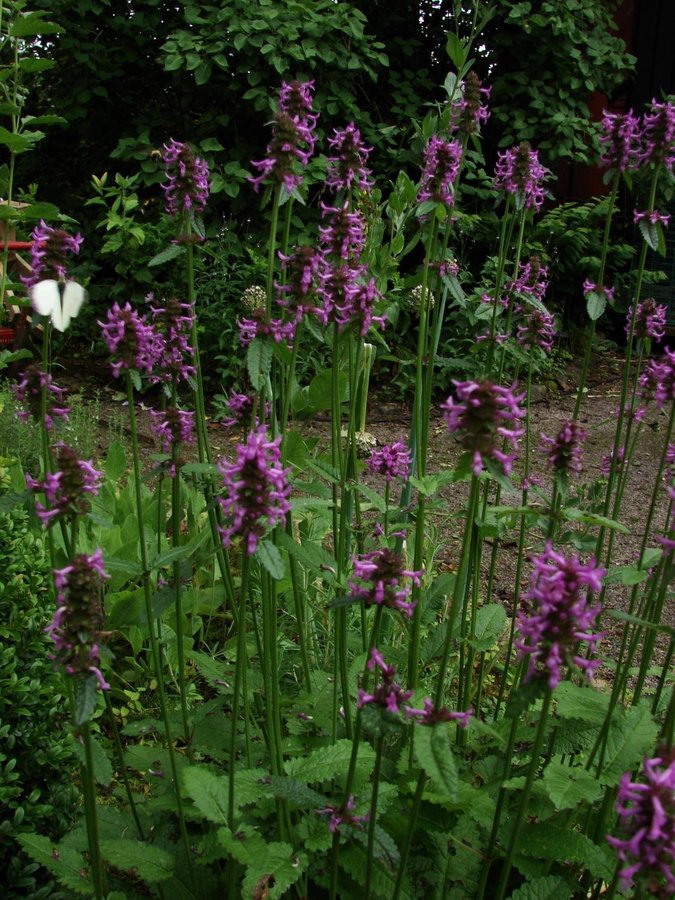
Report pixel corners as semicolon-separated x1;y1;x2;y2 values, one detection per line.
0;483;78;897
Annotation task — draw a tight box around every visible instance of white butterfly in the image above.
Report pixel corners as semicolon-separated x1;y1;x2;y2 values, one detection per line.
30;279;87;332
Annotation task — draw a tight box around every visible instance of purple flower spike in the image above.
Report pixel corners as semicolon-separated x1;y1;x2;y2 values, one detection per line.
627;298;668;342
348;548;422;618
99;302;165;379
640;347;675;409
46;549;110;692
21;220;83;289
149;297;197;383
516;305;556;353
417;135;463;211
442;380;526;477
357;648;413;715
276;245;322;321
641;99;675;171
217;427;291;554
162;139;210;218
249;80;318;195
601;445;625;478
12;364;69;430
150;406;195;454
540;420;587;477
607;751;675;896
222;391;254;429
515;544;605;690
367;441;411;483
634;209;670;228
318;202;367;263
494;142;550;212
317;794;369;833
598;109;643;172
404;697;473;728
326;123;373;193
452;71;490;136
26;444;102;527
508;256;549;301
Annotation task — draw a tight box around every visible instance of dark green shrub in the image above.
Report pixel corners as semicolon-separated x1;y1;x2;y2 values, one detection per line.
0;484;78;898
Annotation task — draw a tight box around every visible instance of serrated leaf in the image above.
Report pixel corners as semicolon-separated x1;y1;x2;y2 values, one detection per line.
468;603;506;651
541;761;602;810
554;682;611;725
340;843;413;899
10;13;62;36
16;834;93;894
256;538;286;580
74;675;99;725
99;839;174;883
105;441;126;480
561;507;628;533
181;766;229;823
508;875;570;899
638;218;659;251
269;776;325;809
600;703;657;784
218;828;307;900
518;823;613;880
247;337;273;391
75;734;113;786
285;739;374;783
414;723;459;801
585;290;606;321
148;244;185;267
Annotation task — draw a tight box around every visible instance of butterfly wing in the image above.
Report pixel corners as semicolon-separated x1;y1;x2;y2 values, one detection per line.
30;280;60;318
60;281;86;331
30;279;86;332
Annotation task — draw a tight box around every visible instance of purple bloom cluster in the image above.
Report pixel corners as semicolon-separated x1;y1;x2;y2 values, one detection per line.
601;445;625;478
348;548;421;618
540;420;587;477
150;406;195;454
99;302;165;378
162;139;210;218
640;348;675;409
607;752;675;895
493;142;549;211
238;307;296;348
249;81;318;194
442;380;526;476
367;441;411;482
627;298;668;342
275;245;322;322
417;135;463;211
13;364;69;430
149;297;197;383
326;123;373;193
634;209;670;228
666;444;675;501
509;256;549;300
515;543;605;690
46;549;110;691
598;109;643;172
221;391;255;429
516;305;556;353
21;220;83;289
317;794;369;833
217;427;291;554
405;698;473;729
641;99;675;170
357;648;413;714
452;71;491;136
26;444;102;526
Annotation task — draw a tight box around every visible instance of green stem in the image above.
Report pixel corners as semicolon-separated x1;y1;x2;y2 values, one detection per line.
364;732;385;899
81;722;107;899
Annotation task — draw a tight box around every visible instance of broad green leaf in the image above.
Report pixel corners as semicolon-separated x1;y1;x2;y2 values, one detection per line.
561;507;628;533
601;703;657;785
445;33;466;69
256;538;286;580
182;766;228;824
99;839;174;883
518;823;614;880
358;482;387;512
638;218;659;251
105;441;127;480
339;843;413;899
16;834;93;895
75;734;113;786
604;564;648;585
307;367;347;411
585;290;606;321
19;201;61;220
468;603;506;651
554;682;610;725
269;776;325;809
508;875;571;900
276;529;337;581
148;244;185;267
285;739;374;783
0;126;40;153
541;761;602;810
74;675;99;725
247;337;273;391
11;14;62;36
414;723;459;801
218;827;307;900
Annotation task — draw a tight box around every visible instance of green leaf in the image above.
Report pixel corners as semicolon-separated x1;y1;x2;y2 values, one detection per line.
74;675;99;725
276;529;337;581
148;244;185;267
76;734;113;786
358;482;387;513
0;126;40;153
468;604;506;651
508;875;571;900
218;827;307;900
601;703;658;785
182;766;229;824
285;739;374;783
554;682;610;725
105;441;127;480
20;201;62;220
10;13;63;36
269;776;325;809
585;290;606;321
638;218;659;251
606;608;673;636
99;839;174;883
561;507;628;533
247;338;273;391
18;58;55;74
257;539;286;580
518;823;614;880
541;761;602;810
414;723;459;800
307;368;347;411
445;32;466;69
604;564;647;585
16;834;93;894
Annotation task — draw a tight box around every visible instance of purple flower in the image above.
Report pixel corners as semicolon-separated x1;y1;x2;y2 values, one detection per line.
221;391;255;429
367;441;411;482
348;549;421;618
404;697;473;728
641;99;675;170
627;298;668;342
149;297;197;383
607;752;675;895
99;302;165;378
442;380;526;477
150;406;195;454
357;648;413;714
238;308;297;348
318;202;367;262
12;364;69;430
601;445;625;478
276;245;322;321
666;444;675;501
46;549;110;691
217;427;291;554
249;80;318;195
598;109;643;172
515;544;605;690
417;135;463;210
21;220;83;289
640;348;675;409
452;72;490;136
516;305;556;353
326;123;373;193
634;209;670;228
162;139;210;218
508;256;549;300
493;142;550;211
26;444;101;527
317;794;369;833
540;420;587;477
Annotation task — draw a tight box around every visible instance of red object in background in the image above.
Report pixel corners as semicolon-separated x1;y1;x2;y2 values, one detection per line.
4;241;33;251
0;326;17;347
